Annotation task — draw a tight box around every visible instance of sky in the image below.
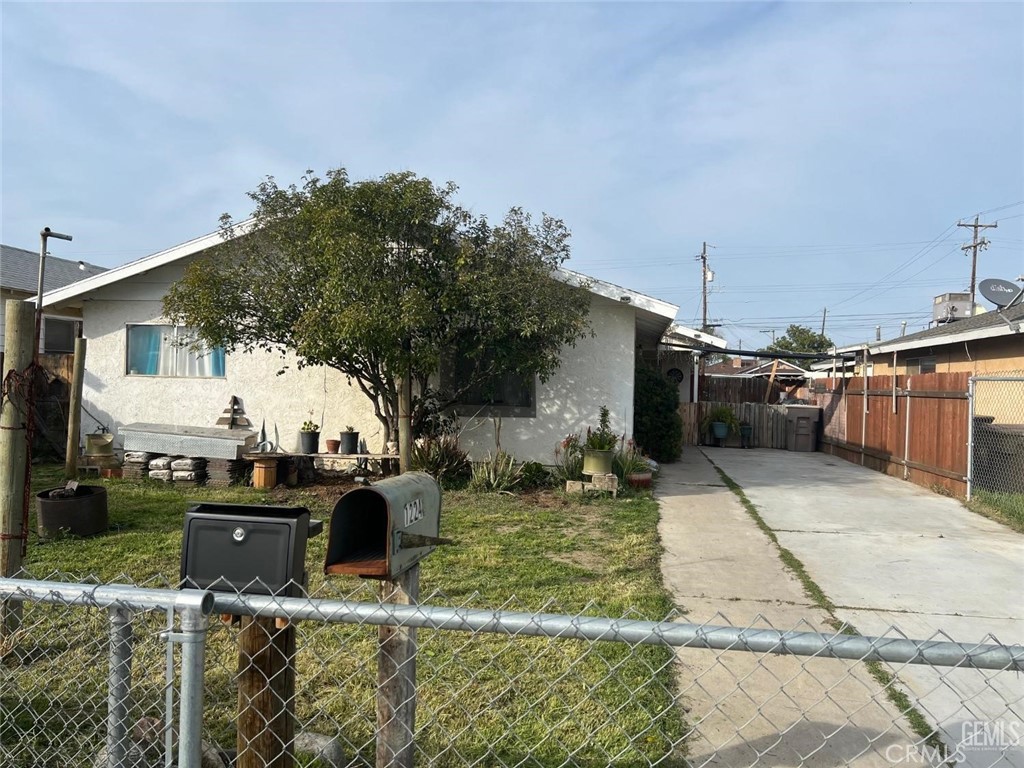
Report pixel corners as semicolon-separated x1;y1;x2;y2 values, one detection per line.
3;1;1022;349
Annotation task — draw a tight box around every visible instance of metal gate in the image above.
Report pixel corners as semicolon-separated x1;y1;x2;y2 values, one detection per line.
968;375;1024;513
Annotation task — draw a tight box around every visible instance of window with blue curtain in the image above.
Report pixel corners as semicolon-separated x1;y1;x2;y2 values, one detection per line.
126;325;226;378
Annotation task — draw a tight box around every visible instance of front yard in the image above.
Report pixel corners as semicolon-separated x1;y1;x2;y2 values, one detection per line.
4;466;687;766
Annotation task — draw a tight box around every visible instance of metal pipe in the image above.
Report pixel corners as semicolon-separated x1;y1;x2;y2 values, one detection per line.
967;377;975;501
107;606;134;768
177;604;209;768
0;579;214;616
35;228;73;362
211;593;1024;672
903;377;912;481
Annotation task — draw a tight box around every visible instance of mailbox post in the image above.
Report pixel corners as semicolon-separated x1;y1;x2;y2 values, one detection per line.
181;503;322;768
325;472;446;768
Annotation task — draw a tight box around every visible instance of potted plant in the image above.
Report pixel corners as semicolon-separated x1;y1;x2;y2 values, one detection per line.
615;439;653;488
582;406;617;476
700;405;739;446
299;419;320;454
339;425;359;455
739;420;754;448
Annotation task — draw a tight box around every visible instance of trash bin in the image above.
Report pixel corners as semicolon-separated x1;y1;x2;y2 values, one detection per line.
785;405;821;452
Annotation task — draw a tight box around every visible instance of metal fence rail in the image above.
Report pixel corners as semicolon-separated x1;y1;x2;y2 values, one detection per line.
2;575;1022;768
969;375;1024;518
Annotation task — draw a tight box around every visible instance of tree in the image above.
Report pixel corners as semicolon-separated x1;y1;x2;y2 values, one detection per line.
163;168;592;444
633;365;682;462
763;324;833;363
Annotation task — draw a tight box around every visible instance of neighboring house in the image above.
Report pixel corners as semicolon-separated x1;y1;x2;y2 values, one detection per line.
704;357;811;380
0;243;107;354
820;303;1024;377
656;324;728;403
41;227;680;463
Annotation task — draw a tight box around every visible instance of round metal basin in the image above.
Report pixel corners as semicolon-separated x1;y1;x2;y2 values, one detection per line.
36;485;109;539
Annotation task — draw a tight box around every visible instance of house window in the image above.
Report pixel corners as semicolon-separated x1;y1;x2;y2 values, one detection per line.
905;356;936;375
126;325;225;378
446;351;536;417
43;318;77;353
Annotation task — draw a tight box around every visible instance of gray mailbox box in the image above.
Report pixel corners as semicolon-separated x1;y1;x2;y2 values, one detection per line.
180;502;322;597
325;471;442;579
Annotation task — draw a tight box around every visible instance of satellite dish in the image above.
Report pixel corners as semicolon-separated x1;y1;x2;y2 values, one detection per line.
978;278;1023;308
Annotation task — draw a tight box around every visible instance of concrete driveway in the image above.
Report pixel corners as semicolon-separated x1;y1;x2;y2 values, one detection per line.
658;448;1023;767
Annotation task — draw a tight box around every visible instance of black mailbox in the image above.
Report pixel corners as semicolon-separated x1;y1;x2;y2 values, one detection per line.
180;502;323;597
325;472;442;579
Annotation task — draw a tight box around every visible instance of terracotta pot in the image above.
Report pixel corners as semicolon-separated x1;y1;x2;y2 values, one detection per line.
325;439;341;453
626;471;653;488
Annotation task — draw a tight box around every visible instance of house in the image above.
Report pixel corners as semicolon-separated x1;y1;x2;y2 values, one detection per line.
820;302;1024;377
0;243;107;354
656;324;728;403
40;226;681;463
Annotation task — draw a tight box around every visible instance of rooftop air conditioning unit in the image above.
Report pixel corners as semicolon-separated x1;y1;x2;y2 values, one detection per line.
932;292;972;324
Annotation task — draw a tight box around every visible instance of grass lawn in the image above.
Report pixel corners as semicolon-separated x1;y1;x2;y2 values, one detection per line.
3;465;687;767
968;489;1024;533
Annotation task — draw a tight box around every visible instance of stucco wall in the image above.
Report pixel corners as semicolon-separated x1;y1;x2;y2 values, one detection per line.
74;268;642;463
77;262;381;453
455;295;637;464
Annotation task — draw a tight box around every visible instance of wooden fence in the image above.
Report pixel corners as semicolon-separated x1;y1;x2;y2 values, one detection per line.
810;373;970;496
679;401;789;449
699;376;796;404
0;351;74;459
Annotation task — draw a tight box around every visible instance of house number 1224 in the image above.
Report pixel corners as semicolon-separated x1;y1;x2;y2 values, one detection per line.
404;498;423;527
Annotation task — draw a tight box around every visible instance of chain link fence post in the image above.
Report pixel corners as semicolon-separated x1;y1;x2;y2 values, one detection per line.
106;605;134;768
177;594;212;768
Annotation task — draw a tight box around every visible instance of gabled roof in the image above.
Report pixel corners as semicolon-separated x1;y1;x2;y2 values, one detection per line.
41;221;255;308
1;243;107;294
42;224;681;338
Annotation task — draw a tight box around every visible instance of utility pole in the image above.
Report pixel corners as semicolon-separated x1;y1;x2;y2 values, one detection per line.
760;329;776;345
696;241;714;332
958;216;997;315
820;307;828;337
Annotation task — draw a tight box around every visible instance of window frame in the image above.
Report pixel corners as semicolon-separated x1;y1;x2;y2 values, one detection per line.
42;317;78;354
443;353;537;419
125;323;226;379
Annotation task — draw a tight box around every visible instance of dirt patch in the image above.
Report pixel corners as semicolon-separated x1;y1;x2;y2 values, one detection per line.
550;550;605;572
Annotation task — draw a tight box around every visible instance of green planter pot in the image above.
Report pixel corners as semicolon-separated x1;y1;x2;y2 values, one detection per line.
711;422;729;440
582;448;614;476
739;424;753;448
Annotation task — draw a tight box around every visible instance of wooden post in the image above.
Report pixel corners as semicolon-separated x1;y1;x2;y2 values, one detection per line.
64;337;87;479
1;301;35;634
763;359;780;403
237;616;296;768
398;372;412;476
377;564;418;768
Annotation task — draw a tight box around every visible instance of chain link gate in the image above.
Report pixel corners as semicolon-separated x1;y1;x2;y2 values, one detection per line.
968;375;1024;519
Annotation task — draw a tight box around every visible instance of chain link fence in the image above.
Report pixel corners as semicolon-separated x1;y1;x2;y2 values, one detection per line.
969;375;1024;521
2;573;1022;768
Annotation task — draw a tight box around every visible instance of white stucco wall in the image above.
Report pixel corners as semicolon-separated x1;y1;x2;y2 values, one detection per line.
456;295;638;464
72;267;642;463
76;262;381;453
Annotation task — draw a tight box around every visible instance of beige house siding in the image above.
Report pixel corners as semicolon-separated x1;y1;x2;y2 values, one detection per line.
868;336;1023;376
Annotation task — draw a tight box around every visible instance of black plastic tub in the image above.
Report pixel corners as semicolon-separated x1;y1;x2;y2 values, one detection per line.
36;485;109;539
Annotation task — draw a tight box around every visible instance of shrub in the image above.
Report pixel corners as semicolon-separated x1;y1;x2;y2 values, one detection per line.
469;451;523;492
552;433;584;482
411;434;471;487
518;461;552;489
633;365;682;462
